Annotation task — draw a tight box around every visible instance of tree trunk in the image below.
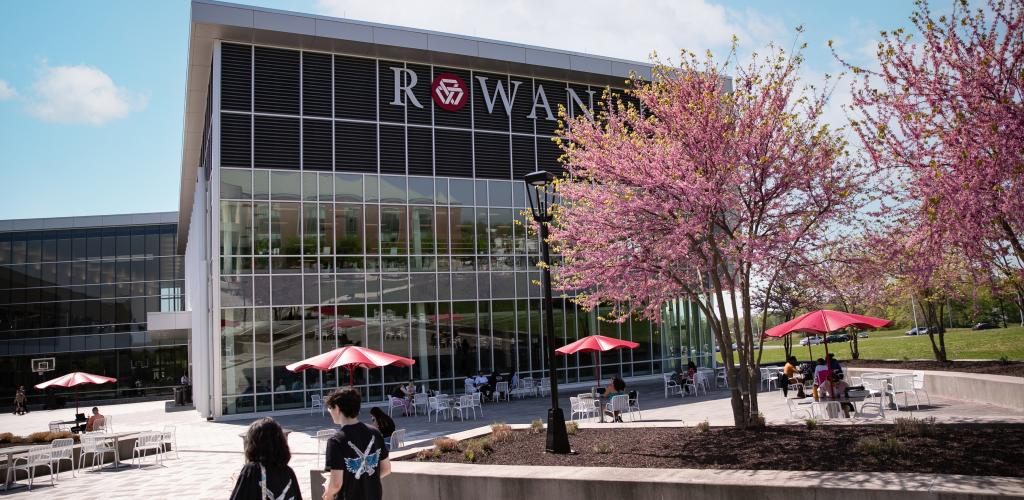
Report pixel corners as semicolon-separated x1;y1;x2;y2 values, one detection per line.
707;265;754;428
849;330;860;360
923;297;948;362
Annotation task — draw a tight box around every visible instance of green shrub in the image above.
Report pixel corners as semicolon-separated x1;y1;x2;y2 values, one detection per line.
804;418;818;430
592;442;613;454
999;354;1010;364
433;437;461;453
530;419;545;434
696;420;711;433
462;438;493;462
565;421;579;436
856;437;906;457
894;417;937;437
490;423;514;444
753;412;766;428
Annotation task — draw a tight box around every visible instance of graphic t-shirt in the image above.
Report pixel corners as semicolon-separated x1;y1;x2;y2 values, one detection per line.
325;422;389;500
229;462;302;500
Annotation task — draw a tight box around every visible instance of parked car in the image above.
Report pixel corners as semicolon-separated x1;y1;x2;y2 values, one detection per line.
798;336;823;346
972;322;996;330
905;327;929;336
826;333;850;343
857;331;869;339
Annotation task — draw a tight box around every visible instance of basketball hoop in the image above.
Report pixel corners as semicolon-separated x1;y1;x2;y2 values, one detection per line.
37;369;44;377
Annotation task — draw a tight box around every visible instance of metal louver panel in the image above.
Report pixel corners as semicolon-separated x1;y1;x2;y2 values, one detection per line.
220;43;251;112
335;56;377;121
407;126;433;176
254;115;299;169
335;120;377;173
303;119;332;170
473;132;511;179
254;46;299;115
434;128;472;177
511;134;536;178
220;113;251;168
379;124;406;174
536;137;564;177
302;52;332;117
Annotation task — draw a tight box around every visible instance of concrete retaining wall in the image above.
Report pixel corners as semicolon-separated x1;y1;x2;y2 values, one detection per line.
384;462;1024;499
846;367;1024;411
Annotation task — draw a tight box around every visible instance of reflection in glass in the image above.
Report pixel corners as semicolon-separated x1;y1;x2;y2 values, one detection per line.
379;175;407;204
334;205;362;255
270;171;301;200
410;207;434;255
335;173;362;202
449;178;474;206
272;306;304;392
271;203;301;255
221;308;253;397
408;177;433;204
380;205;407;255
221;169;253;199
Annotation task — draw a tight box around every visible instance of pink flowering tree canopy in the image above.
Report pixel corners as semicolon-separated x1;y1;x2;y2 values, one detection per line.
548;43;870;427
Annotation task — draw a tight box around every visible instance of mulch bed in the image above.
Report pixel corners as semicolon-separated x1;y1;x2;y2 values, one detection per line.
845;359;1024;378
406;424;1024;477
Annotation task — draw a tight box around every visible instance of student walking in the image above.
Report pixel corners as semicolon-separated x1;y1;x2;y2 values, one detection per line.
323;388;392;500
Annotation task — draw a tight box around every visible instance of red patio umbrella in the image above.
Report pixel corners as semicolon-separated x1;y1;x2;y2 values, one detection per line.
765;309;891;379
285;345;415;388
35;372;117;414
329;318;366;329
556;335;639;387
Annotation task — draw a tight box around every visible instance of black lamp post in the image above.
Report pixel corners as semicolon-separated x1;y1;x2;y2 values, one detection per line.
524;170;572;454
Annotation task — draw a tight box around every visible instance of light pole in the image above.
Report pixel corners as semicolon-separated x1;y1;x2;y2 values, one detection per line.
524;170;572;454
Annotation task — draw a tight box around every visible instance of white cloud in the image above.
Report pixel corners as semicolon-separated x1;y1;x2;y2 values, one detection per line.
26;64;148;125
314;0;786;64
0;79;15;100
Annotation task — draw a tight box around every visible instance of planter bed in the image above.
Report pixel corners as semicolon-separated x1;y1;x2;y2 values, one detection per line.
404;423;1024;478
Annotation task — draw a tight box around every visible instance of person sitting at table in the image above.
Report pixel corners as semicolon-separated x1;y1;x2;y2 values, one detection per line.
826;353;843;378
368;406;397;449
388;384;412;416
509;371;519;390
464;374;477;395
685;361;699;394
819;374;855;418
474;371;493;400
401;380;417;399
75;407;105;433
782;356;805;398
670;365;686;387
603;377;627;422
813;358;830;388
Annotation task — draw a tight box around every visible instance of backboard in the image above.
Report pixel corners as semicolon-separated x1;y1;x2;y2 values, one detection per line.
31;357;56;376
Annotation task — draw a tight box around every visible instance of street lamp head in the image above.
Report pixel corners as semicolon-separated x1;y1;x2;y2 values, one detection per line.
523;170;557;222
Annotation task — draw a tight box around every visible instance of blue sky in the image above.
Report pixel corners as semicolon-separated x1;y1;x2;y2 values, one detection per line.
0;0;917;220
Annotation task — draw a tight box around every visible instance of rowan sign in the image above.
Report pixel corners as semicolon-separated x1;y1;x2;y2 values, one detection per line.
390;66;596;119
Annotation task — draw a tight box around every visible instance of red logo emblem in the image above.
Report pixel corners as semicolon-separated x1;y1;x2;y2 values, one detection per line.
431;72;467;112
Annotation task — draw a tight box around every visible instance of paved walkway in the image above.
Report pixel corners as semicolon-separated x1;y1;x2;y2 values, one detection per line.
1;378;1020;499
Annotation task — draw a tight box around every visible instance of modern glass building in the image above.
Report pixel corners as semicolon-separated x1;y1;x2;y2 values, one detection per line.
174;1;716;418
0;213;187;407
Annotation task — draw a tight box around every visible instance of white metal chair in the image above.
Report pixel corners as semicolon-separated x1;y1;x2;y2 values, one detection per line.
387;396;409;417
389;429;406;451
452;395;475;420
471;391;484;417
912;371;931;406
131;431;165;468
888;374;920;411
314;429;333;468
537;378;550;397
860;377;888;417
759;367;778;391
310;394;324;415
493;381;509;402
50;438;76;480
715;368;728;388
162;425;180;460
605;394;631;422
94;415;112;433
627;390;642;420
694;371;711;395
570;396;598;421
78;434;116;471
786;398;812;419
662;373;683;398
427;396;450;422
13;446;54;491
511;379;534;399
412;393;429;415
49;421;69;433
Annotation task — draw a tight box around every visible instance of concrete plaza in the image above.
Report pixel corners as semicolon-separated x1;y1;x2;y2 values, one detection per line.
1;378;1021;499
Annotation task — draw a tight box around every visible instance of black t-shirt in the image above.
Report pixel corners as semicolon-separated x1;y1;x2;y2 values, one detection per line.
229;462;302;500
325;422;389;500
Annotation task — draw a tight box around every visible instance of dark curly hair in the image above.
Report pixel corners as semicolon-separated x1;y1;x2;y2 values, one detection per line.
325;387;361;418
244;417;291;467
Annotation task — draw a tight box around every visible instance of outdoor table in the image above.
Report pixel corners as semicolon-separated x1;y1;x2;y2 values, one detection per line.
97;431;141;470
0;444;44;491
859;373;900;409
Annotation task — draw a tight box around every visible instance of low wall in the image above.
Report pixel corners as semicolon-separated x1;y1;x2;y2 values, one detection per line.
846;367;1024;411
384;462;1024;500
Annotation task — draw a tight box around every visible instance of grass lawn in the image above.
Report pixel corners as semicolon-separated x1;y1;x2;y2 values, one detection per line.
721;326;1024;364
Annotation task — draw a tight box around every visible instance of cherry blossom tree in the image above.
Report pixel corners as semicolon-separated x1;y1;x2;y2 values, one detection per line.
838;0;1024;288
548;43;869;427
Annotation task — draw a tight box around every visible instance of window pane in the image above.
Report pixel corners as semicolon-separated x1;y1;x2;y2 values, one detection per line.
449;179;474;206
335;173;362;202
488;208;513;255
220;201;253;256
334;205;363;255
408;177;433;204
222;308;253;396
271;171;301;200
450;208;474;255
221;169;253;199
379;175;406;204
271;202;301;255
380;205;407;255
253;170;270;200
409;206;434;255
272;306;304;391
489;180;513;207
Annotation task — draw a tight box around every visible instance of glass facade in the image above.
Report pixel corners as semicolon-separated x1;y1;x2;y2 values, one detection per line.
213;42;713;415
0;221;187;407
